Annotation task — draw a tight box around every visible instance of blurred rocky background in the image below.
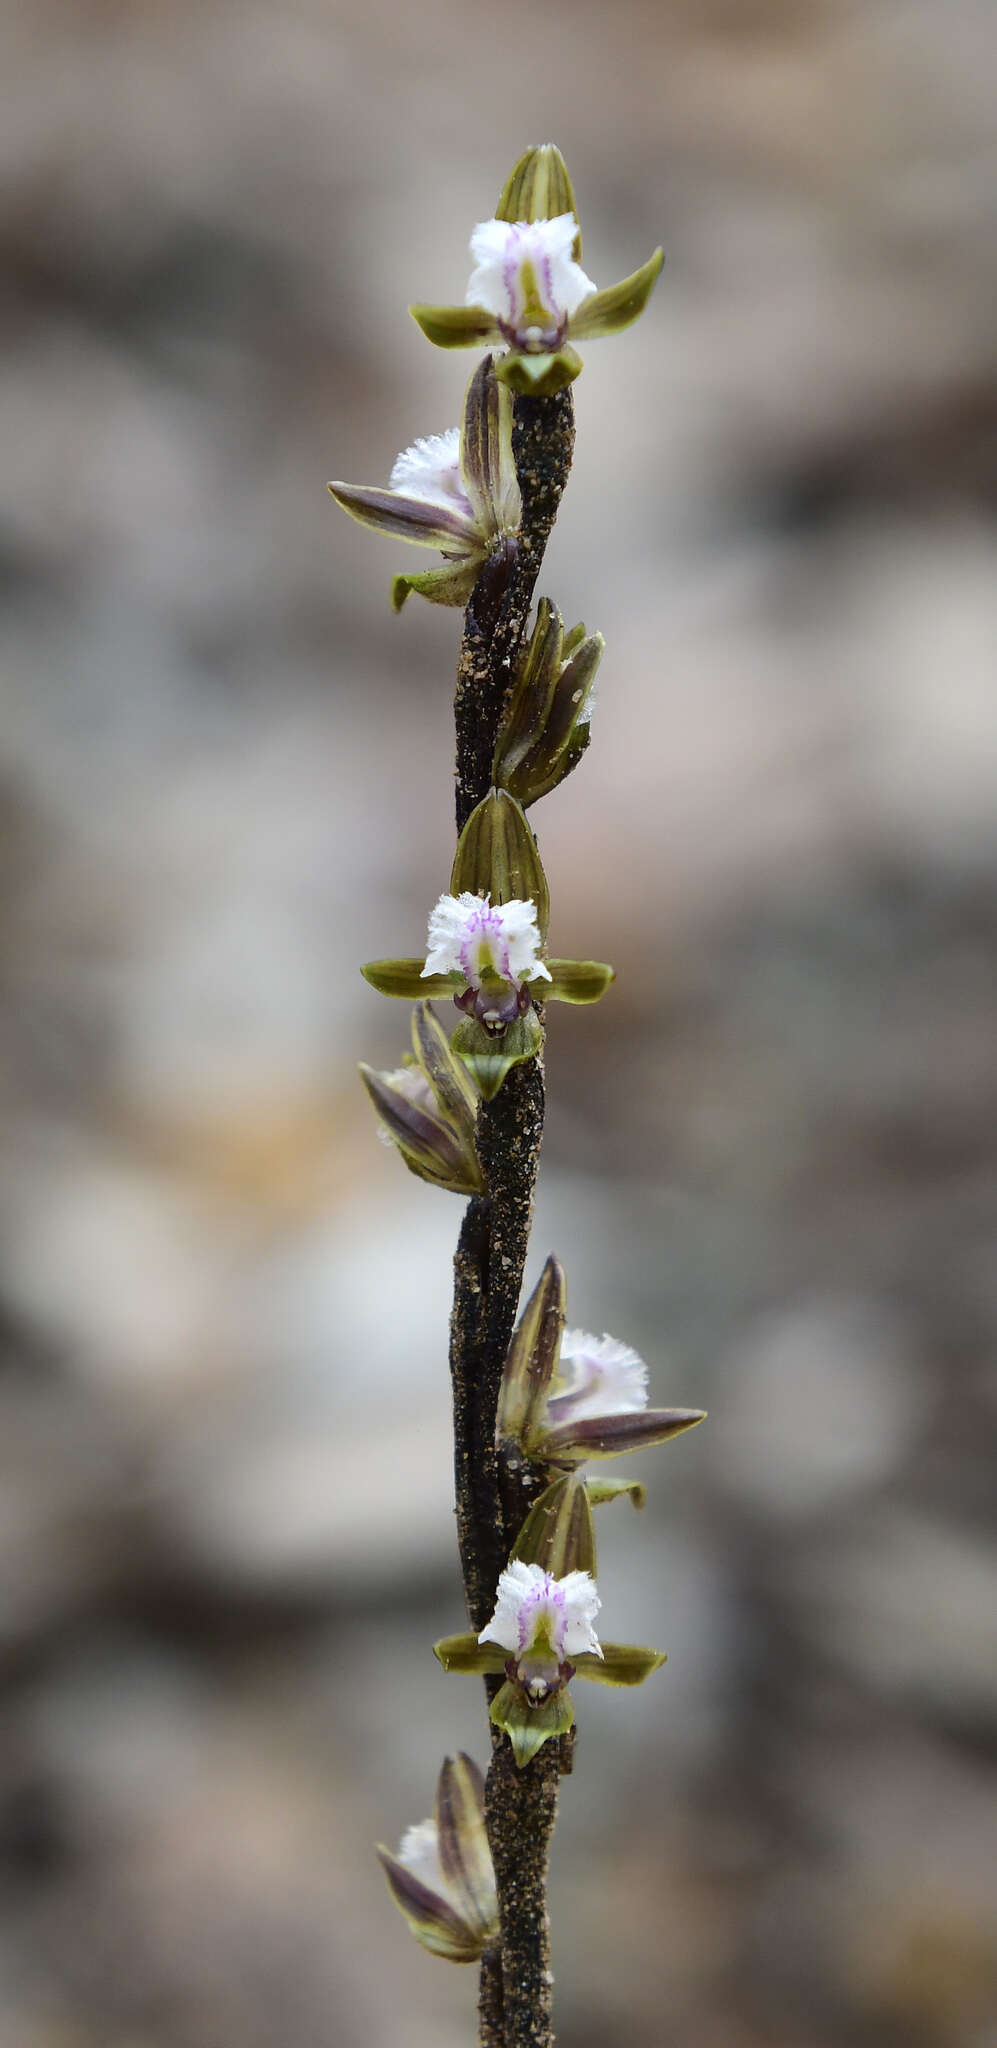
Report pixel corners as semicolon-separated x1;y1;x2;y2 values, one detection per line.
2;0;996;2042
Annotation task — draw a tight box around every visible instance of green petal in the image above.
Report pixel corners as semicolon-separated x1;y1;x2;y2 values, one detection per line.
543;959;615;1004
450;1008;542;1101
495;345;583;398
586;1476;647;1511
569;248;664;341
410;302;500;349
433;1632;508;1677
489;1680;575;1768
362;959;460;1000
392;562;479;612
328;481;476;550
572;1643;666;1687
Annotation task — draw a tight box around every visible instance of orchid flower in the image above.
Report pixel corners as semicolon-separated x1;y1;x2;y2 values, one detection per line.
496;1257;706;1469
377;1754;498;1963
362;790;615;1099
359;1001;483;1195
329;356;520;610
411;202;663;399
435;1561;666;1767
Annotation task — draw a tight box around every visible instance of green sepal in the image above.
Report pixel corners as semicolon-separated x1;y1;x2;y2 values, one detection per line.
540;1407;706;1464
450;1008;543;1100
496;145;580;252
362;958;460;1000
327;481;474;551
509;1472;596;1578
572;1643;666;1687
495;345;583;398
543;959;615;1004
459;354;521;536
376;1844;483;1962
411;1001;480;1128
358;1062;480;1195
586;1476;647;1511
489;1679;575;1768
392;561;480;612
410;302;499;349
450;788;550;939
569;248;664;341
495;1254;565;1448
433;1632;507;1677
435;1753;496;1942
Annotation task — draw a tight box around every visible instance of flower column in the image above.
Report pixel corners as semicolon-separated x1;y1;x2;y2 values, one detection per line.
335;145;674;2048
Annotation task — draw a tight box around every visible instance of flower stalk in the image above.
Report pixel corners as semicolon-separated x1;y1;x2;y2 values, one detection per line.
340;142;692;2048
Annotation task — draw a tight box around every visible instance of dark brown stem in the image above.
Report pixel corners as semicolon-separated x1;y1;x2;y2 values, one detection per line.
455;389;575;832
449;1052;546;1631
448;388;575;2048
478;1946;506;2046
483;1738;563;2047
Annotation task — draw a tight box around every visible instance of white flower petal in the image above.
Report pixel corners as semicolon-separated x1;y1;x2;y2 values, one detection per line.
479;1561;602;1663
549;1330;649;1424
380;1065;436;1111
422;892;479;978
479;1557;539;1652
557;1569;604;1659
421;893;549;989
397;1818;445;1893
389;429;472;517
494;898;551;984
466;216;597;337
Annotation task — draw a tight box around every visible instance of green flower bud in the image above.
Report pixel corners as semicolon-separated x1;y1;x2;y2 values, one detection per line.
493;598;602;807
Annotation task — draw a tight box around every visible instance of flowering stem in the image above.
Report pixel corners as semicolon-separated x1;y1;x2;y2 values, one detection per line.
448;389;575;2048
455;390;576;831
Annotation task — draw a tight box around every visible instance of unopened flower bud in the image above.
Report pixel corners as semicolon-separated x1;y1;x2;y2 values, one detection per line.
493;598;602;807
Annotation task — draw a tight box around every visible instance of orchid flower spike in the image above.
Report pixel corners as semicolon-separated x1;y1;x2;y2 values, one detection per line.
328;355;520;610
